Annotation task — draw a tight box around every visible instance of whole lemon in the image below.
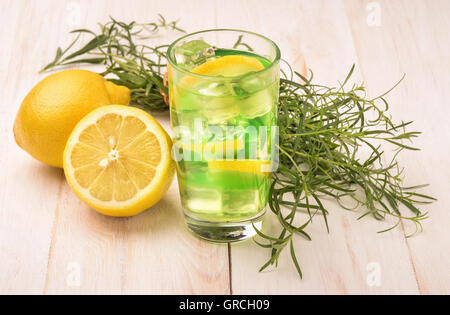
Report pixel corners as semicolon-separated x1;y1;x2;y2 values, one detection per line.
13;69;131;168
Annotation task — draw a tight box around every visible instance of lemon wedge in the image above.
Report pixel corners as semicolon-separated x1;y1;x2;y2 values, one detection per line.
63;105;175;217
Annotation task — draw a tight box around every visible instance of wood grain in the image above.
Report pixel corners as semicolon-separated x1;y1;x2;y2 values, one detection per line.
0;0;66;294
343;0;450;294
0;0;448;294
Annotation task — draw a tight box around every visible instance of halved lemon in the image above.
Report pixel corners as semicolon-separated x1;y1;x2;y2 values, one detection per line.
208;160;272;175
63;105;175;217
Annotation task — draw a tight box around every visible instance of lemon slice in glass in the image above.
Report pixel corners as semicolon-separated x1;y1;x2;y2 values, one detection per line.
191;55;265;77
178;55;265;88
63;105;175;217
208;160;272;175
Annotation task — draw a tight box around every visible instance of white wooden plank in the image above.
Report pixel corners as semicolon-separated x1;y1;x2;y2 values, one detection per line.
0;0;68;294
343;0;450;294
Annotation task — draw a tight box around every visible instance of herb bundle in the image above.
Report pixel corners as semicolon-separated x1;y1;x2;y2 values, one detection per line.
41;17;435;279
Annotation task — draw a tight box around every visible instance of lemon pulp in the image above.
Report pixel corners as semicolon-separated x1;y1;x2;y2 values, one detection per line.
64;105;174;217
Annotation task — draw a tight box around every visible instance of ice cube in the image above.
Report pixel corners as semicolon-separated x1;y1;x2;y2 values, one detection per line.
222;189;260;214
239;75;265;93
236;75;275;119
196;81;239;124
174;39;216;70
239;89;273;119
197;82;234;97
184;187;222;213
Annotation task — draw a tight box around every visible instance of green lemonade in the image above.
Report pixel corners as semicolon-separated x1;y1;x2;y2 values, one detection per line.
170;49;278;223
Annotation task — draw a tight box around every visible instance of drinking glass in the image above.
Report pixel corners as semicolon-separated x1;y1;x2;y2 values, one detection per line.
167;29;280;242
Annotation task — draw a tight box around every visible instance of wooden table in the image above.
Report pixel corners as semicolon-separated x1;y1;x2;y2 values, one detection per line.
1;0;449;295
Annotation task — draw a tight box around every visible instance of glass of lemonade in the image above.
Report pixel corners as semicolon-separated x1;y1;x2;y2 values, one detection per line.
167;30;280;242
